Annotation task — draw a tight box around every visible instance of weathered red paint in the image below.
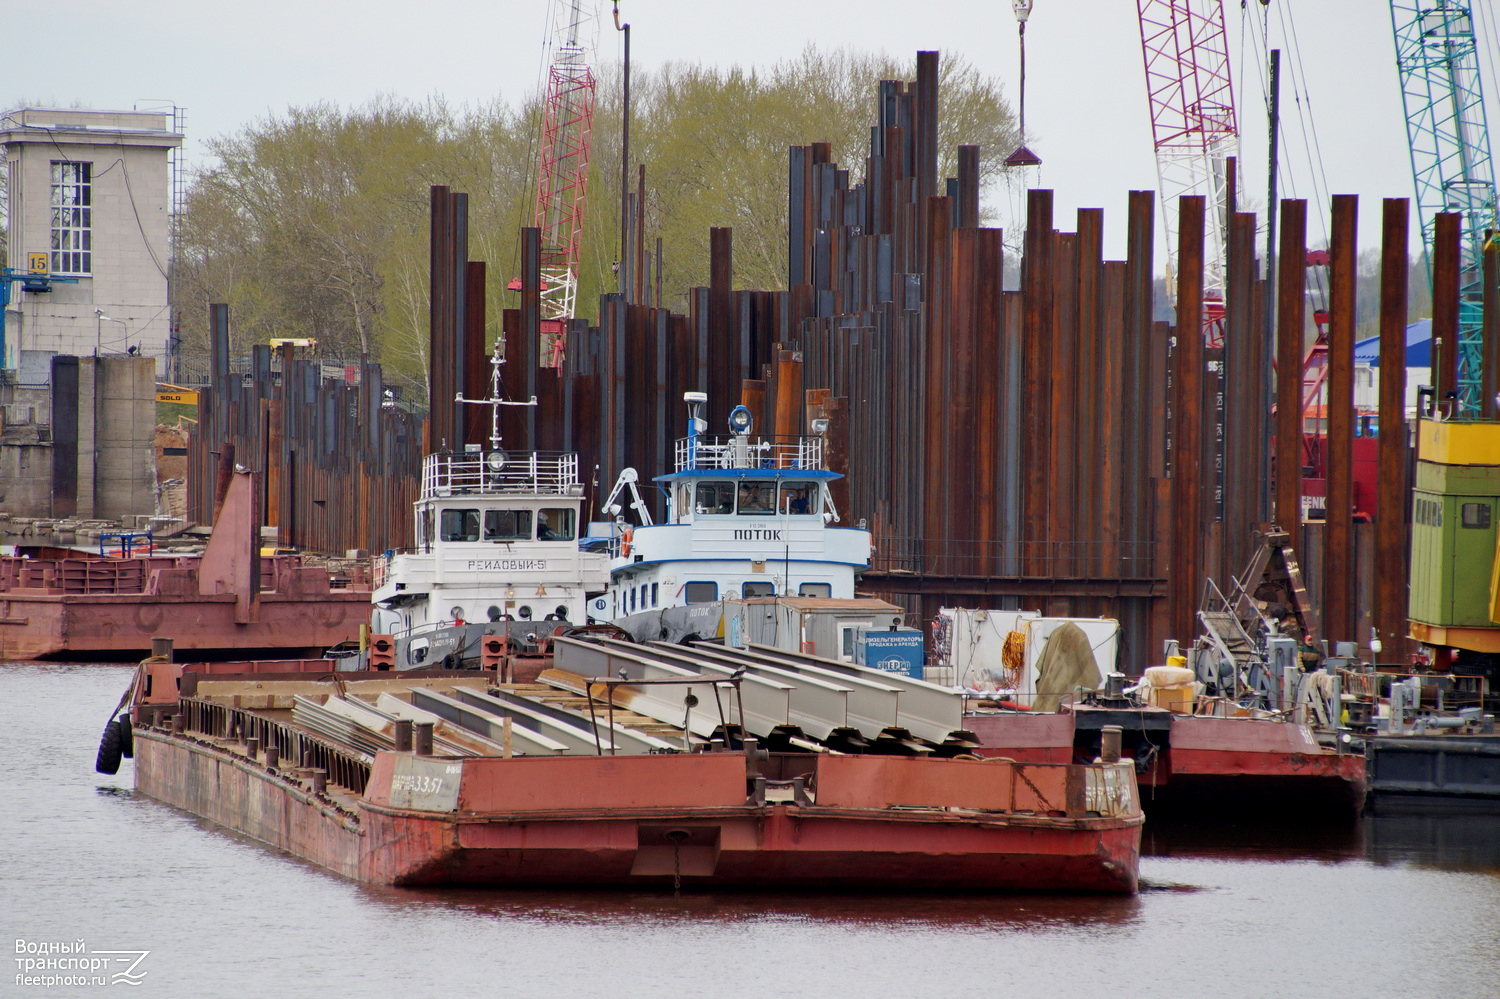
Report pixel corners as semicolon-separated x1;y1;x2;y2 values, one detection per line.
135;725;1142;894
1;471;371;660
965;708;1366;808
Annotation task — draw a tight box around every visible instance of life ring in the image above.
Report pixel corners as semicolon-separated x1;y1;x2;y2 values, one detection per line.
621;526;634;557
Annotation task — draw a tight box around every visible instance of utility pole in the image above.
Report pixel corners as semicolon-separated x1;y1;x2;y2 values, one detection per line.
1263;47;1281;524
614;2;630;300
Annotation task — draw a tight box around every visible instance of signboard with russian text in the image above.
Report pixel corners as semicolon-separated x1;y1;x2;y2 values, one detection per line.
856;629;925;679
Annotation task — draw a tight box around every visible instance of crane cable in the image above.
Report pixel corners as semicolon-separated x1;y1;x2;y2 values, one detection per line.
1244;0;1332;311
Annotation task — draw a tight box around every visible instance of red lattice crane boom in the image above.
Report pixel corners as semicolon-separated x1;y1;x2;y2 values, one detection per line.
533;0;598;365
1136;0;1240;341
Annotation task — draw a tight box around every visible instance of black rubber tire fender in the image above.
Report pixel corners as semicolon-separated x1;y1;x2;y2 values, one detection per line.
95;720;123;775
116;715;134;759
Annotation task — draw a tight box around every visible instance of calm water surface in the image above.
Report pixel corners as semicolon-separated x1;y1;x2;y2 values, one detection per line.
5;663;1498;998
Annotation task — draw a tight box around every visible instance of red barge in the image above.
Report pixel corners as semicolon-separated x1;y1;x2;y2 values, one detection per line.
965;704;1366;811
114;641;1144;894
1;471;371;661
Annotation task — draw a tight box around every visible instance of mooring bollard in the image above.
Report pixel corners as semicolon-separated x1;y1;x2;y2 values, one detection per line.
394;718;413;752
172;713;184;734
1100;725;1123;764
414;721;434;756
265;745;278;769
246;736;259;760
151;636;174;662
310;769;327;795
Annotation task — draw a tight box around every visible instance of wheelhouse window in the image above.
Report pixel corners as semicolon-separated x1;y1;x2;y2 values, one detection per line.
684;581;718;604
736;482;775;515
1463;502;1491;529
743;581;775;597
778;481;819;515
695;482;735;515
440;508;480;542
798;582;832;597
51;162;92;275
484;509;532;541
538;507;576;541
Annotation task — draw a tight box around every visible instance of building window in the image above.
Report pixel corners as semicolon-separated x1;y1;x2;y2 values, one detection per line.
51;162;92;275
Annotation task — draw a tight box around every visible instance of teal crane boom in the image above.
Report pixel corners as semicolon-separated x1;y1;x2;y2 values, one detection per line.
1390;0;1498;413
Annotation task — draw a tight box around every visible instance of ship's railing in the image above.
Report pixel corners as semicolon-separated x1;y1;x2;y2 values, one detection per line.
177;695;371;794
676;435;825;472
423;450;581;497
869;537;1160;580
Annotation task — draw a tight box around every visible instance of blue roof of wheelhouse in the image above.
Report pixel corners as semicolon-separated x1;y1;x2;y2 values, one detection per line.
1353;319;1431;367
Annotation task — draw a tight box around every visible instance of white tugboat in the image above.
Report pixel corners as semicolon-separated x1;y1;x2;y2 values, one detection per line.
370;343;609;669
589;393;889;655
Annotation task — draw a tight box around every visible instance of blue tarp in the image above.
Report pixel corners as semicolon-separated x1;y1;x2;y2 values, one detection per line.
1353;319;1432;367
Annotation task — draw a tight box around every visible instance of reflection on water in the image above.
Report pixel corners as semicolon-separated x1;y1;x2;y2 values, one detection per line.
1365;810;1500;873
360;882;1143;929
1144;813;1363;861
6;662;1500;999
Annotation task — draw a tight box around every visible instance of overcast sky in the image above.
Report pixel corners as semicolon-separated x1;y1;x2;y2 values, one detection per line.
12;0;1496;265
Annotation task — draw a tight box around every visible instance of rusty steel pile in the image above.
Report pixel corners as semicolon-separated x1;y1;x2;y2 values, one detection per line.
187;303;423;556
192;50;1438;666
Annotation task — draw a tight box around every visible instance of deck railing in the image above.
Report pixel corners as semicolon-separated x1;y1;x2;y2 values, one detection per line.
423;450;580;497
676;435;825;472
178;695;371;794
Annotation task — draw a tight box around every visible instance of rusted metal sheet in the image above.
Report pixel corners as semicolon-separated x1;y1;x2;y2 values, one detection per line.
1125;191;1155;581
1433;213;1461;416
1376;198;1410;662
1173;196;1206;643
1022;189;1054;578
463;260;488;448
1275;200;1307;538
1224;210;1259;577
1325;195;1358;645
187;300;423;556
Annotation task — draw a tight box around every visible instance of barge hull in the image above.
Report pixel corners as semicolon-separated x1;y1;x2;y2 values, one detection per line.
133;725;1140;894
967;708;1366;810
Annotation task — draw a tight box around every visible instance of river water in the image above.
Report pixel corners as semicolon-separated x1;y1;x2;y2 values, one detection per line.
5;662;1498;999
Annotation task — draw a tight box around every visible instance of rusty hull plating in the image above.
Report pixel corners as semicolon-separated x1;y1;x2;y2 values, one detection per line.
129;664;1143;894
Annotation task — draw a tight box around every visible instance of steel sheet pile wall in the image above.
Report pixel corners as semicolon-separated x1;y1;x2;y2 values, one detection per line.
547;53;1191;664
782;55;1171;663
558;226;791;525
188;306;423;555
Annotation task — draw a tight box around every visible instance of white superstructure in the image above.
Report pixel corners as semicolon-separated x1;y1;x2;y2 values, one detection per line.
589;395;872;632
371;448;609;667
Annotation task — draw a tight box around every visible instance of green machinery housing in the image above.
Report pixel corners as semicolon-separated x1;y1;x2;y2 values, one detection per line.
1410;418;1500;680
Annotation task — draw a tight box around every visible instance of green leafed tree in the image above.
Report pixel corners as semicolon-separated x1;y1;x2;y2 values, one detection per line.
175;48;1016;403
580;48;1018;308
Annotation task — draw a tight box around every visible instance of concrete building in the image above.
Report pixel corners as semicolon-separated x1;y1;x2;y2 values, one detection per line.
0;108;177;523
2;107;181;374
